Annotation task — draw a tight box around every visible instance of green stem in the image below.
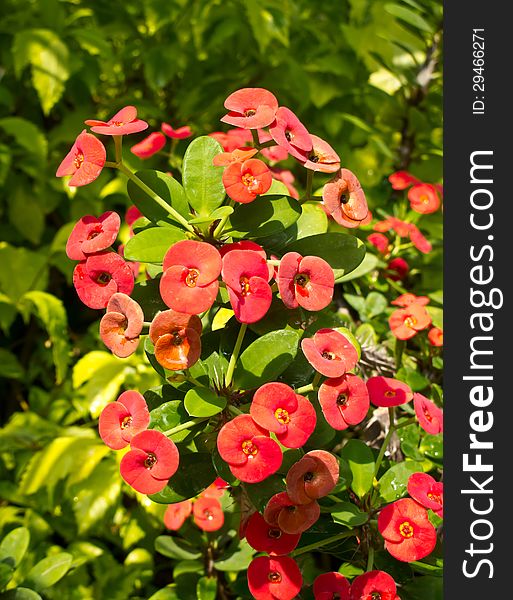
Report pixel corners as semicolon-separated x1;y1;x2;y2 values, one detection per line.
224;323;247;388
163;417;209;437
228;405;243;417
373;407;396;478
116;163;196;234
291;530;357;557
395;416;417;430
184;370;207;388
251;129;260;148
385;278;409;295
366;546;375;572
299;170;314;204
114;135;123;163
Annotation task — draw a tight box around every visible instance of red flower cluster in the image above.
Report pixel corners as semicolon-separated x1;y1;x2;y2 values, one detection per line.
372;217;432;255
388;170;442;215
414;393;443;434
408;472;444;518
99;391;179;495
389;302;431;341
312;569;401;600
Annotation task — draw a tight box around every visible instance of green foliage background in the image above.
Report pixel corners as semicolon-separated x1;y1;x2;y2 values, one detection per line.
0;0;442;598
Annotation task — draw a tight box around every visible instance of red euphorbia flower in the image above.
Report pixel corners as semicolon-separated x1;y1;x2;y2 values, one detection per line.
378;498;437;562
408;224;432;254
374;217;410;238
213;147;258;166
296;134;341;173
161;122;193;139
250;383;316;449
408;183;441;214
408;472;444;518
85;106;148;136
222;158;273;203
269;106;313;161
258;129;289;163
100;292;144;358
164;500;192;530
367;376;413;408
99;390;150;450
285;450;339;505
56;130;106;187
216;414;282;483
391;293;430;308
248;555;302;600
388;171;419;190
125;205;143;228
389;303;432;340
193;496;224;532
323;169;369;228
245;512;301;556
278;252;334;311
149;309;202;371
160;240;222;314
428;326;444;347
301;328;359;377
120;429;179;495
201;477;229;498
318;374;369;431
66;211;120;260
313;572;350;600
264;492;320;534
73;251;135;309
368;233;390;255
221;88;279;129
222;249;272;323
270;168;299;199
414;393;443;434
220;241;274;281
350;570;399;600
130;132;166;159
386;257;409;281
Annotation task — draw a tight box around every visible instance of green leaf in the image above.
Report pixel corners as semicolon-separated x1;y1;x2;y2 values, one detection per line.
0;349;24;380
124;225;186;263
188;206;234;225
149;453;217;503
233;330;299;390
197;577;217;600
245;475;285;513
0;589;43;600
340;440;375;499
0;563;13;589
378;461;424;502
396;366;429;391
214;538;254;572
426;306;443;329
182;136;225;215
0;118;47;162
337;253;378;283
0;244;48;303
13;29;70;114
287;233;366;280
127;170;190;225
331;502;368;527
401;576;442;600
19;291;70;384
295;202;329;239
149;401;186;431
184;388;226;417
385;4;433;33
0;527;30;568
155;537;201;561
131;279;168;320
24;553;72;592
226;194;302;239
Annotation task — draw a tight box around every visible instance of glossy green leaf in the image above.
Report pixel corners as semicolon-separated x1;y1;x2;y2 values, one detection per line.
378;460;424;503
0;589;43;600
149;401;186;431
338;253;379;282
0;527;30;568
182;136;225;215
385;4;433;33
124;225;186;263
24;552;72;591
340;439;375;499
225;194;301;239
19;291;70;384
0;349;24;380
331;502;368;527
0;244;48;303
127;170;190;224
155;536;201;561
188;206;233;225
149;453;217;503
184;388;226;417
0;563;13;589
287;233;366;280
197;576;217;600
12;29;70;114
233;329;299;390
214;539;254;572
245;474;285;513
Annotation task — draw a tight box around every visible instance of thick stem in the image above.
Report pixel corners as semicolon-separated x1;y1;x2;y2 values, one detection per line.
116;163;196;234
291;530;357;557
373;407;396;478
224;323;247;388
113;135;123;163
366;545;375;572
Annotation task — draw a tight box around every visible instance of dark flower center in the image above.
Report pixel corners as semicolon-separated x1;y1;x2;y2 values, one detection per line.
285;130;293;142
96;272;112;285
303;471;314;482
268;571;282;583
268;528;282;539
121;415;132;429
172;331;184;346
87;227;102;240
309;151;320;163
185;268;200;288
145;452;157;469
244;109;256;117
371;593;382;600
321;351;336;360
294;273;309;288
337;393;349;407
340;194;349;204
73;152;84;169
